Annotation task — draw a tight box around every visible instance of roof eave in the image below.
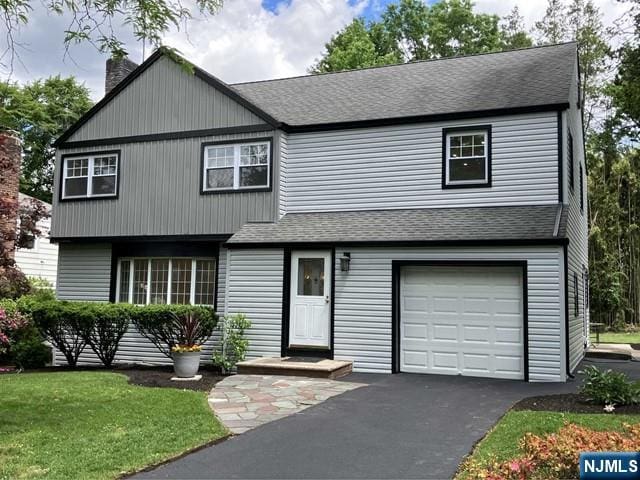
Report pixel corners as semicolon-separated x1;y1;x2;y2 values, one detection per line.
280;103;571;134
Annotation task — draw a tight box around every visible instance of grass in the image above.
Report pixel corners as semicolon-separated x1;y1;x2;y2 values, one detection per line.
465;410;640;466
591;331;640;344
0;372;227;480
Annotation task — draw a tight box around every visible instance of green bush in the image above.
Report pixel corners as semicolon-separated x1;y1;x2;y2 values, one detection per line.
75;303;134;367
20;299;87;366
212;313;251;373
12;327;51;369
131;305;217;358
579;365;640;406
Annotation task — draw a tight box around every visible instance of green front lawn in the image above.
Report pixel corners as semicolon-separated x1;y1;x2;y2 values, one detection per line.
591;331;640;344
0;372;227;480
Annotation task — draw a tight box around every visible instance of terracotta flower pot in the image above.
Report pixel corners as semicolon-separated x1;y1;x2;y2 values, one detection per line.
172;351;201;378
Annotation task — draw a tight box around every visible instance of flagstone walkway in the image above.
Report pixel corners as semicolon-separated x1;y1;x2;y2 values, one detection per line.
208;374;365;434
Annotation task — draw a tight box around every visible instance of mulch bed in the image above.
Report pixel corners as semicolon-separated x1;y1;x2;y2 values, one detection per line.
0;364;225;392
513;393;640;414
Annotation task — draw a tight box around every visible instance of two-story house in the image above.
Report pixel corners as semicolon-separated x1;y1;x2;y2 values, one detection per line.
51;42;588;382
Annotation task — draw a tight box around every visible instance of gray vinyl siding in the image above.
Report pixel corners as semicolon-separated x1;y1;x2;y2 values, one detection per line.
54;243;227;366
52;130;281;237
67;56;266;142
564;68;589;372
56;243;112;301
333;246;565;382
278;131;288;218
226;249;284;358
283;113;559;213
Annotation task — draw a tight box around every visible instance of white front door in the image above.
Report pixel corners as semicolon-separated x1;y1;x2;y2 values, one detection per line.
289;251;331;348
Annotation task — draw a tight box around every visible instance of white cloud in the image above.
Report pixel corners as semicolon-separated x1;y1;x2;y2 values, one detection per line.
3;0;630;101
164;0;366;84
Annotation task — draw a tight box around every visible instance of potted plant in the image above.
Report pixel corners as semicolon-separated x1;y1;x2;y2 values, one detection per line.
171;343;203;378
131;305;217;378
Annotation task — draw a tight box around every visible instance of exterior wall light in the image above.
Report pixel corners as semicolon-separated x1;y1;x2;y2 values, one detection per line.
340;253;351;272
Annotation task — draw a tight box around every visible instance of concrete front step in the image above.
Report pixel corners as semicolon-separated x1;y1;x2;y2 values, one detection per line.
237;357;353;379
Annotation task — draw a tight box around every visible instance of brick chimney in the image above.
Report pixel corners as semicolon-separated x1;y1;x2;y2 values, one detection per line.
105;56;139;95
0;131;22;259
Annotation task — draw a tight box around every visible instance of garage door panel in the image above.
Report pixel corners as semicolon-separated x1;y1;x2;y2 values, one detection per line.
400;265;525;380
463;325;490;343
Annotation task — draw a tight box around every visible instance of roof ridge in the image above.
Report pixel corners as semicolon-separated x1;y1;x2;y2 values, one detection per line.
230;42;577;87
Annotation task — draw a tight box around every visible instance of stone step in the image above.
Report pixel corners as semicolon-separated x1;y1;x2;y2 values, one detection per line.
237;357;353;379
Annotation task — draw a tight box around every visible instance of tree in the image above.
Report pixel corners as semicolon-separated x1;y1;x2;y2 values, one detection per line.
534;0;569;44
535;0;609;132
313;0;508;73
311;19;401;74
567;0;610;132
420;0;502;58
0;0;224;72
0;146;49;299
0;77;92;202
500;6;533;50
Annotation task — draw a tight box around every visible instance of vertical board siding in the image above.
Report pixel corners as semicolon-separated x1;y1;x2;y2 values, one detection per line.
284;113;559;212
52;130;279;237
332;246;565;382
15;217;58;286
55;243;225;366
565;79;589;372
68;56;266;142
226;249;283;358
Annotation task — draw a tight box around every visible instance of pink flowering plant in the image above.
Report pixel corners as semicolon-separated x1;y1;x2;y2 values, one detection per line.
0;306;29;354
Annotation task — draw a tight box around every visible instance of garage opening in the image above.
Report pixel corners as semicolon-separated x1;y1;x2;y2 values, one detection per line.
398;264;526;380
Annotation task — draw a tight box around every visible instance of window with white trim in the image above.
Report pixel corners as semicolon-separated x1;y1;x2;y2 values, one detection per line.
116;257;216;305
202;140;270;191
444;129;490;187
62;152;118;199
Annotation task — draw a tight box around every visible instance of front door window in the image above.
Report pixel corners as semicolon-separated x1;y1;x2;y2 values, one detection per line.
297;258;325;296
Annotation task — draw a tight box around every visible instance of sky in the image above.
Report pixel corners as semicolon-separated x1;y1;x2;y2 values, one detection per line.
3;0;629;101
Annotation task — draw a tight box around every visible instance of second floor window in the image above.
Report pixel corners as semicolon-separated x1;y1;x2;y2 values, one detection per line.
202;140;271;192
443;127;491;188
62;152;119;200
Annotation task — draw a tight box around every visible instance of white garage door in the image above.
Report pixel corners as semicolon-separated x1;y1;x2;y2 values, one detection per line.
400;265;525;380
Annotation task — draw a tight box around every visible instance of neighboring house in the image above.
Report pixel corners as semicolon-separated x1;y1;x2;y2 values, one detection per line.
51;43;588;382
14;194;59;287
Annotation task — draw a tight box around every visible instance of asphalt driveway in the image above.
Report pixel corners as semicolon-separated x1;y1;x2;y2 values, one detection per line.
134;358;639;480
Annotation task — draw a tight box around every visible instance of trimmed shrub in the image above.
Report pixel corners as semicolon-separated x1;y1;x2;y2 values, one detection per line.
579;365;640;406
212;313;251;373
20;298;87;367
0;299;29;355
463;423;640;480
75;303;133;368
131;305;217;358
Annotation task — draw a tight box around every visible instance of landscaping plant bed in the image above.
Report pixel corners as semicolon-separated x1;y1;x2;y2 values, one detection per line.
513;393;640;414
0;364;226;392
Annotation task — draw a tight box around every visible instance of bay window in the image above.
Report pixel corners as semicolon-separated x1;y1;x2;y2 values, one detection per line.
202;139;271;192
116;257;216;306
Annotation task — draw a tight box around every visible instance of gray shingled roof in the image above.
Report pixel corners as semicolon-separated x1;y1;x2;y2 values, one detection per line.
227;205;567;245
231;43;576;127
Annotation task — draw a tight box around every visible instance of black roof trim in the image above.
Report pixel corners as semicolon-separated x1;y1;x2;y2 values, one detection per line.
54;49;280;147
281;104;570;133
50;234;232;244
224;238;569;249
57;124;273;149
